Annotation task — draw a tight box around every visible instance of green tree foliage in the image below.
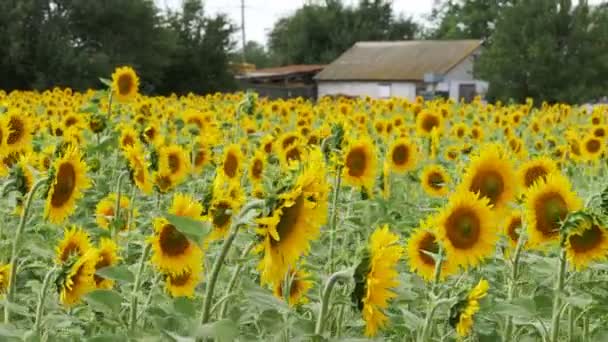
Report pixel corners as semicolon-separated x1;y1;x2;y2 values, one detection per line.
476;0;608;103
232;41;273;69
267;0;419;65
0;0;235;94
429;0;513;40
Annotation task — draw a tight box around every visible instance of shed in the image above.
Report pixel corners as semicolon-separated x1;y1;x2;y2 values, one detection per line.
315;40;488;101
236;64;325;100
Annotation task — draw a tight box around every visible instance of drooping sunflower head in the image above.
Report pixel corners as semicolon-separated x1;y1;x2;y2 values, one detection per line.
406;219;457;281
111;66;139;102
158;144;191;185
450;279;489;337
524;172;582;248
416;110;443;136
387;138;417;174
164;262;202;298
124;145;153;194
57;250;97;307
517;156;558;191
358;225;404;337
169;192;204;220
273;269;313;306
421;164;451;197
565;222;608;271
220;144;243;181
342;136;377;193
0;264;10;296
149;218;203;275
459;143;517;211
45;146;91;224
94;238;120;289
55;226;92;265
436;190;496;269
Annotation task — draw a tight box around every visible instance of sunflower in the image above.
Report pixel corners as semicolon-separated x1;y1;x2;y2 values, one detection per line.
165;262;202;298
192;141;212;174
581;134;604;161
158;144;191;185
57;250;97;307
565;222;608;270
125;145;153;194
451;123;468;139
0;264;10;296
12;153;34;197
459;144;517;211
525;172;582;248
416;110;443;136
503;211;524;248
518;157;558;190
55;226;92;265
45;146;91;224
387;138;417;174
5;111;33;153
342;136;377;193
421;164;450;197
142;121;163;148
220;144;243;181
206;194;240;242
94;238;120;289
450;279;489;337
95;193;135;231
406;221;457;281
255;149;329;285
249;150;265;185
273;269;313;306
111;66;139;102
355;225;403;337
435;190;496;269
153;171;176;194
119;125;140;151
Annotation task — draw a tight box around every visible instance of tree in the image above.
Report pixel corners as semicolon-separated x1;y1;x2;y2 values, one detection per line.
476;0;608;103
267;0;419;65
429;0;512;40
232;41;273;69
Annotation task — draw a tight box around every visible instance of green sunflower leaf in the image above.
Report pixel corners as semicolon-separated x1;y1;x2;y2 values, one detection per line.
166;214;210;244
196;319;239;342
99;78;112;87
95;265;135;284
85;289;123;314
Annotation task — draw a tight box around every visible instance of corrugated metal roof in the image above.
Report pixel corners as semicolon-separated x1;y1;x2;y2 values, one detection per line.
238;64;325;79
315;40;482;81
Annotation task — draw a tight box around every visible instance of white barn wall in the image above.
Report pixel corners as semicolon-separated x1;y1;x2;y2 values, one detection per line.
318;81;416;100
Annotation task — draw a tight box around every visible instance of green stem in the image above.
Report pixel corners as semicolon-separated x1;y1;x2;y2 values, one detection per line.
219;241;256;319
200;200;264;324
504;233;526;341
34;267;56;333
583;316;589;341
4;178;47;324
419;247;444;342
1;179;16;197
550;248;567;342
314;269;353;337
567;305;574;342
328;166;343;274
112;170;129;239
129;243;151;331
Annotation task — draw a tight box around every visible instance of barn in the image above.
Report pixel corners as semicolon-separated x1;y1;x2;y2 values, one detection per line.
315;40;488;102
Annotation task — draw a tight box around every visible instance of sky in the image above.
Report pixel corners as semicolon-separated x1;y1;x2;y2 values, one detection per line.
156;0;606;46
156;0;438;45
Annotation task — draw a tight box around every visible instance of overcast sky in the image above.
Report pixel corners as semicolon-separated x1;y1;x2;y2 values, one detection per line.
156;0;606;46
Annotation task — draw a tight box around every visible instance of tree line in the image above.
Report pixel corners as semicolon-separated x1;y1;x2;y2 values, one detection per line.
1;0;607;103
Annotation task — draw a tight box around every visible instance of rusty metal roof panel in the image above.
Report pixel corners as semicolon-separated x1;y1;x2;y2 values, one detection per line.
315;40;482;81
238;64;326;79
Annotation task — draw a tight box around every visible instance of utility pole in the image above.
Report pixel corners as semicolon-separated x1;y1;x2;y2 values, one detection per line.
241;0;246;63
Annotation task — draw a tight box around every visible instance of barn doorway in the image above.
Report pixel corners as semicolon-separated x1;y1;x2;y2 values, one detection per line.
458;84;476;102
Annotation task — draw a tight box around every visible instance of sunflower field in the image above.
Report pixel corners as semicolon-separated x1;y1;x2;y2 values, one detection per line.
0;67;608;342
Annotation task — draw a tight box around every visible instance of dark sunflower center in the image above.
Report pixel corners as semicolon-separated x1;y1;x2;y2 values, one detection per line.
418;232;439;266
457;128;464;138
470;170;504;206
122;135;135;148
144;127;156;141
212;202;232;228
447;150;458;160
507;217;522;243
422;115;439;132
117;74;133;95
570;142;581;156
159;224;189;256
7;117;24;145
94;253;112;285
51;163;77;207
524;166;548;188
276;273;302;299
569;225;603;253
194;149;206;167
282;136;297;149
252;159;263;179
134;159;146;184
346;147;367;177
391;144;409;166
223;152;238;178
445;208;481;249
593;128;605;138
169;270;192;286
534;192;568;238
427;172;445;190
168;153;181;174
264;142;273;154
285;147;301;163
157;175;172;192
585;139;601;153
271;195;304;247
59;241;80;263
65;117;77;127
592;117;600;125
